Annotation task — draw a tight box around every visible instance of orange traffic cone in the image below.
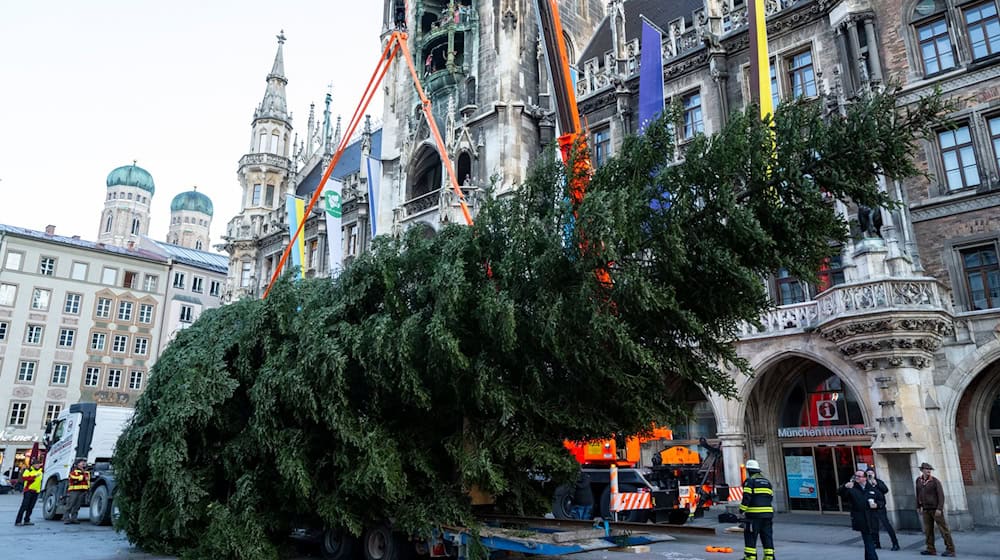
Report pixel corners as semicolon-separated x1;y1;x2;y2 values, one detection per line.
705;545;734;553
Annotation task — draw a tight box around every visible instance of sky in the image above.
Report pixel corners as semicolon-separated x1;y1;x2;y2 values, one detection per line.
0;0;385;251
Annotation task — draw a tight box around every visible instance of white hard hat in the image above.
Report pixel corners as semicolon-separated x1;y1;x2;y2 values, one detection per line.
746;459;760;471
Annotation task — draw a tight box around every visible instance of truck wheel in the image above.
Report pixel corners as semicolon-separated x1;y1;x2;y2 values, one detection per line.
321;528;359;560
599;484;647;522
551;484;575;519
666;510;689;525
89;485;113;525
42;483;63;521
362;524;412;560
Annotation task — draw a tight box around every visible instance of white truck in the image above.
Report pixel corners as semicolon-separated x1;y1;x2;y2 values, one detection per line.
40;402;134;525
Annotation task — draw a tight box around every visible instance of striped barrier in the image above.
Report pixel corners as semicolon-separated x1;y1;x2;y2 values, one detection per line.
613;491;653;511
728;486;744;502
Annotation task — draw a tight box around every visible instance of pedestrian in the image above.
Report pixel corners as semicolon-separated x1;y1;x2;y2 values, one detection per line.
14;459;43;526
838;470;882;560
425;53;433;76
739;459;774;560
865;469;899;551
571;470;593;520
915;462;955;557
64;458;90;524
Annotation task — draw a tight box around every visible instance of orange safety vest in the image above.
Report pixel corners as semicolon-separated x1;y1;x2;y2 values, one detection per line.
67;468;90;492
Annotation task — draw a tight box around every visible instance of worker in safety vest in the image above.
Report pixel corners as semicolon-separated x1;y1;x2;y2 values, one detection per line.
740;459;775;560
14;459;43;526
64;458;90;524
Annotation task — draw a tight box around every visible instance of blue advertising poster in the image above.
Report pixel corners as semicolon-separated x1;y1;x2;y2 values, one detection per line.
785;455;818;499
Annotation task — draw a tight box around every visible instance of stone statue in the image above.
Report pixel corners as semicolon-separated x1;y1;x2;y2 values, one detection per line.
858;205;882;238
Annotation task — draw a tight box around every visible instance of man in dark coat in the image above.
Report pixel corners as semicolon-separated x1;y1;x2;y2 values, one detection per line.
839;470;883;560
866;469;899;551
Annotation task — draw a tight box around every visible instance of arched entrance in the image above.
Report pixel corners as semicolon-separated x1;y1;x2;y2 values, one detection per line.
954;359;1000;526
746;355;871;514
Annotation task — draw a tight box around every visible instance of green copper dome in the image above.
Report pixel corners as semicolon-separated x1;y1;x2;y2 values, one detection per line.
106;163;155;194
170;189;214;216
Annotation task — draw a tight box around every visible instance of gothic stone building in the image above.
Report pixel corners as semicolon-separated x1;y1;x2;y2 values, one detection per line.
575;0;1000;529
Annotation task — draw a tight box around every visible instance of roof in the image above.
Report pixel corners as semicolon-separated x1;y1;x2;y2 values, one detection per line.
150;240;229;274
0;224;168;264
578;0;703;66
107;163;155;195
295;128;382;198
171;189;214;216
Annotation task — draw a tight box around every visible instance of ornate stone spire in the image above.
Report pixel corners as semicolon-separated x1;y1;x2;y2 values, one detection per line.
323;91;334;156
256;31;289;123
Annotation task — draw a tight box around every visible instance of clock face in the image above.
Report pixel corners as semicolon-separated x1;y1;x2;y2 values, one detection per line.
916;0;939;16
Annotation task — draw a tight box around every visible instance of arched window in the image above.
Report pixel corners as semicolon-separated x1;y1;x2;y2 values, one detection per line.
562;31;576;65
195;240;203;250
407;146;443;200
780;368;865;428
131;217;141;235
910;0;956;76
105;213;113;233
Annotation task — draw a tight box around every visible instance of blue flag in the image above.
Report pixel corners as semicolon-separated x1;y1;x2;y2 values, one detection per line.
638;18;665;135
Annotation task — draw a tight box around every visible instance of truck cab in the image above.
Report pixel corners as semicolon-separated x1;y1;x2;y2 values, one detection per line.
41;402;134;525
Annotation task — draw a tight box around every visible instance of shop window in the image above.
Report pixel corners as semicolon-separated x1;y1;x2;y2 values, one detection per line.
965;2;1000;60
916;17;956;75
960;244;1000;310
938;124;981;190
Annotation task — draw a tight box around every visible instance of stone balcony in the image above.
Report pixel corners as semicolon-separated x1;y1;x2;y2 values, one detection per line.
238;152;291;171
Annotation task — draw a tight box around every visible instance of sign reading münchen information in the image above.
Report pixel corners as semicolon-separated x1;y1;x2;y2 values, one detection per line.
777;425;868;438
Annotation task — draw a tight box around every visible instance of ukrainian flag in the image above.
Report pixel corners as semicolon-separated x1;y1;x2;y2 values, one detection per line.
286;195;307;280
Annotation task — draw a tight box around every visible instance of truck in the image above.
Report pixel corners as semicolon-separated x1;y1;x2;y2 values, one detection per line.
40;402;135;525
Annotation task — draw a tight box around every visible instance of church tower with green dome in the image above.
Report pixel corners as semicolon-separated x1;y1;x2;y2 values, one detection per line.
168;187;214;250
99;161;155;248
220;32;294;300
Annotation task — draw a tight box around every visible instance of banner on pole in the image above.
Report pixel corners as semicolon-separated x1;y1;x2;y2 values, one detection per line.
365;157;382;238
637;17;665;134
286;195;307;280
325;180;344;275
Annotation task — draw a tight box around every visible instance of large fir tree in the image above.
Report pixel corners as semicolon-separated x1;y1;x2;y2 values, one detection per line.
114;88;946;558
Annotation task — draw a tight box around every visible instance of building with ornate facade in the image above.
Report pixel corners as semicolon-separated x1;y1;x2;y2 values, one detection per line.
571;0;1000;530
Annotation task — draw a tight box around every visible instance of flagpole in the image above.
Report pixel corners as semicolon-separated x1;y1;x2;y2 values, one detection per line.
747;0;773;121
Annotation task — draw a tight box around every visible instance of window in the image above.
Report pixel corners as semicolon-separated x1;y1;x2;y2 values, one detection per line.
31;288;51;310
18;361;36;382
112;334;129;353
682;92;704;139
240;263;252;287
989;115;1000;171
0;283;15;306
917;18;956;75
131;217;141;235
788;50;817;98
107;368;122;389
134;337;149;356
252;184;262;206
4;251;23;271
43;403;63;427
593;128;611;167
127;192;133;200
770;60;780;110
118;301;134;321
139;303;153;323
102;267;117;285
195;240;203;250
144;274;158;291
8;402;28;426
24;325;43;345
265;184;275;206
96;297;112;318
71;261;88;281
123;270;138;289
346;225;359;257
938;125;981;190
39;257;56;276
209;280;221;297
961;245;1000;310
44;403;63;426
91;332;107;351
180;305;194;323
84;366;101;387
173;272;186;289
51;364;69;385
0;321;7;341
64;293;82;314
308;241;319;270
104;213;113;233
58;328;75;348
776;268;807;305
129;370;144;390
965;2;1000;60
192;276;204;293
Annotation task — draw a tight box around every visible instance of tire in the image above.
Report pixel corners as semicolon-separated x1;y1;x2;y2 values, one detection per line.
551;484;575;519
362;524;412;560
666;509;689;525
321;528;359;560
89;484;112;525
599;484;647;522
42;482;63;521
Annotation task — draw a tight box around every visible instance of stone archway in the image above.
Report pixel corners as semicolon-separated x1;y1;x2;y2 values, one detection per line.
407;144;443;203
953;359;1000;526
743;354;872;514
